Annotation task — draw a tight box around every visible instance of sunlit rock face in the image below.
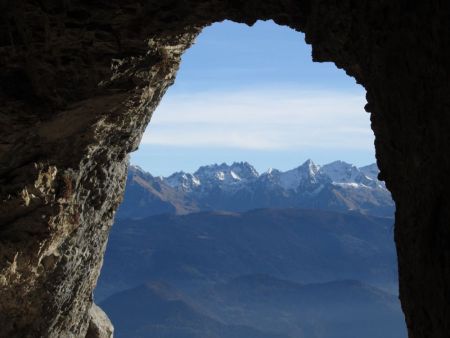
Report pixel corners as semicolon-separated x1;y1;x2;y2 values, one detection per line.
0;1;449;338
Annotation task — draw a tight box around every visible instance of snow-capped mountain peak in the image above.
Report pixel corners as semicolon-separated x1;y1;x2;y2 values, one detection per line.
125;160;393;218
229;161;259;179
130;160;385;192
319;160;383;188
320;161;363;183
257;160;327;191
276;159;326;190
230;171;241;180
301;159;321;177
193;162;259;187
166;171;201;191
359;163;379;181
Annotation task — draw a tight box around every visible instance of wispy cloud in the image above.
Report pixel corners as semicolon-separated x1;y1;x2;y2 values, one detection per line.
141;88;372;151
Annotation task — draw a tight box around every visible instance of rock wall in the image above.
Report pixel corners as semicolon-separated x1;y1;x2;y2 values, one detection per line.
1;1;449;337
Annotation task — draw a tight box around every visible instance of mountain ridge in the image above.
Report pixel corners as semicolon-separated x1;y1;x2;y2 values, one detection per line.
100;280;287;338
97;207;398;302
100;274;406;338
117;160;394;219
99;160;402;338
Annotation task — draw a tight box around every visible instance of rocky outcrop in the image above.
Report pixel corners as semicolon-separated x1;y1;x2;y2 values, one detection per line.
0;3;200;336
86;304;113;338
0;1;449;337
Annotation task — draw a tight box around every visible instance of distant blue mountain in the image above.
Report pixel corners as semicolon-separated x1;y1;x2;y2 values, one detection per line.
97;161;404;338
100;276;406;338
196;274;406;338
97;208;398;299
100;281;288;338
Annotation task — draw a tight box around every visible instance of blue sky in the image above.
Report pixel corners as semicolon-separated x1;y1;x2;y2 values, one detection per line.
132;20;374;176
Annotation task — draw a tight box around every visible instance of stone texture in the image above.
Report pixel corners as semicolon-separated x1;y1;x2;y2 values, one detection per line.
0;1;449;338
85;303;113;338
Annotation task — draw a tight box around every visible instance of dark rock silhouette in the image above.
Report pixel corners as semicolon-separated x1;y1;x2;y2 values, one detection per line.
0;1;449;337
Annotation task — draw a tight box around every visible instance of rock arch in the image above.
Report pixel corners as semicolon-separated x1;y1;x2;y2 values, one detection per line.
1;1;449;337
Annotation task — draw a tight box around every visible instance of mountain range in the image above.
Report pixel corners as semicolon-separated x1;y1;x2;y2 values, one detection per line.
117;160;394;219
101;281;287;338
100;273;406;338
97;208;398;301
95;160;405;338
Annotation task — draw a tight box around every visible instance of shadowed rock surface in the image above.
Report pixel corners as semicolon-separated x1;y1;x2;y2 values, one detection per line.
1;1;449;337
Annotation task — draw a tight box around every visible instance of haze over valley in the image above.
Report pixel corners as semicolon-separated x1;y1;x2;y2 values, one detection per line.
96;160;405;338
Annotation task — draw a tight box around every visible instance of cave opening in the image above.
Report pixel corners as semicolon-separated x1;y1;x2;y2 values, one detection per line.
1;3;448;338
95;20;405;338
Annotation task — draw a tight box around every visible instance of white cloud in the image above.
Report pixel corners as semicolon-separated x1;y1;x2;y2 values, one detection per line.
141;88;373;151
